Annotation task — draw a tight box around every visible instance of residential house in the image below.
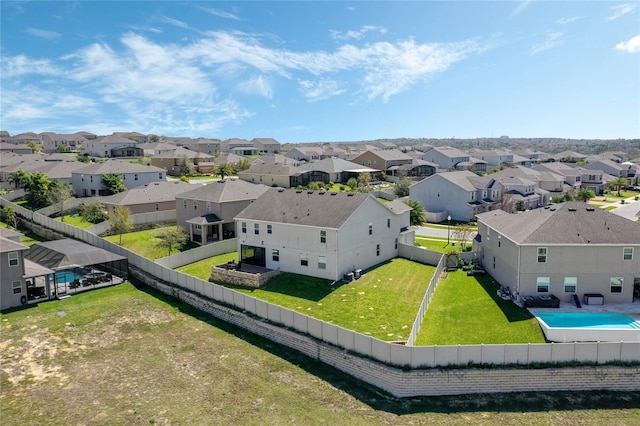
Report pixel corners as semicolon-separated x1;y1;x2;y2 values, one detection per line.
0;142;33;154
149;147;215;175
470;149;514;168
409;171;500;222
0;233;31;310
251;138;281;154
285;146;325;162
295;157;380;185
455;158;487;174
83;134;141;158
388;158;437;179
113;131;149;143
71;160;166;197
238;159;304;188
100;181;197;214
176;179;270;245
532;162;582;190
549;150;588;163
474;203;640;304
138;142;179;157
351;149;412;172
40;132;89;153
578;168;607;195
181;138;222;156
420;146;470;171
234;188;410;280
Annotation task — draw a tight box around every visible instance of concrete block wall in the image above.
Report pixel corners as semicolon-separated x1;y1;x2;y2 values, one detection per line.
130;266;640;397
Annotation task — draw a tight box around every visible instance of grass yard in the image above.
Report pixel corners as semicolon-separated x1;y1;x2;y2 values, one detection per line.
104;225;197;260
604;205;618;211
415;271;545;345
175;252;239;279
1;283;638;425
0;221;48;246
414;236;471;253
233;258;435;341
55;213;95;228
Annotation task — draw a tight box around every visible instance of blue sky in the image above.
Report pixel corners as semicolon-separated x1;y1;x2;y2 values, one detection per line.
1;1;638;142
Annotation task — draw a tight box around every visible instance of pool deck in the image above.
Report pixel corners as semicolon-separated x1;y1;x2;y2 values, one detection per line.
530;300;640;320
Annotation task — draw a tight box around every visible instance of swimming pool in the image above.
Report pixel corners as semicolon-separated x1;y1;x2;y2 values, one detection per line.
535;311;640;342
51;271;84;284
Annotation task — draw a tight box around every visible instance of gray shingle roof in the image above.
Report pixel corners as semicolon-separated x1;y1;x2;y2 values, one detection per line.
235;188;372;228
25;239;126;269
477;202;640;244
74;159;165;174
99;181;197;205
177;179;270;203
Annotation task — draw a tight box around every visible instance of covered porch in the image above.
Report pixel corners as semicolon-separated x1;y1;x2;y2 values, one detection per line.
186;214;235;246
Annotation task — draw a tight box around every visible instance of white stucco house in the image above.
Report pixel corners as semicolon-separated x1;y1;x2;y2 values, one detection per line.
71;159;166;197
474;202;640;305
234;188;411;280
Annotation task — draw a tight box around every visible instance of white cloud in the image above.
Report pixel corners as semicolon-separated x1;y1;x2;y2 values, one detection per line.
510;0;532;18
238;75;273;98
0;54;60;78
298;79;346;102
531;32;564;55
25;27;61;40
329;26;388;41
605;3;637;22
159;15;191;29
615;34;640;53
198;6;240;20
555;16;581;25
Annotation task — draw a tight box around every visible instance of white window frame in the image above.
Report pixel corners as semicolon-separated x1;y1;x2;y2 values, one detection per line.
300;253;308;267
536;277;549;293
272;249;279;262
12;280;22;294
537;247;547;263
610;277;623;294
254;223;259;235
563;277;577;294
320;230;326;243
267;224;272;234
241;222;247;234
318;256;326;270
376;244;380;256
8;252;19;267
623;247;633;260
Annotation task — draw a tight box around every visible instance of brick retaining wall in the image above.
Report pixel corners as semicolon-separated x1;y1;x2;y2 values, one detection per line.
131;266;640;397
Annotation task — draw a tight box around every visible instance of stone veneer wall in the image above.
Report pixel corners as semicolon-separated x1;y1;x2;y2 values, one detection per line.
131;266;640;397
209;266;281;288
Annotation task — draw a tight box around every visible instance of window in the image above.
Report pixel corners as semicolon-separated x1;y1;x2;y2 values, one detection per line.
610;277;623;293
318;256;326;269
195;224;202;230
376;244;380;256
90;176;93;183
537;247;547;263
394;237;398;249
8;252;19;267
536;277;550;293
498;236;501;247
12;281;21;295
254;223;259;235
183;199;187;209
134;174;138;181
564;277;577;293
272;249;279;262
241;222;247;233
300;253;308;266
159;173;163;179
492;256;495;269
368;224;373;235
193;201;197;210
267;224;272;234
320;230;326;243
387;218;391;228
155;203;159;211
623;247;633;260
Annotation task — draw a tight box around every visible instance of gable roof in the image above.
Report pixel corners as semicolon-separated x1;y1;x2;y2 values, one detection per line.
73;159;165;174
99;181;197;205
235;188;374;228
477;202;640;245
0;236;28;253
176;179;270;203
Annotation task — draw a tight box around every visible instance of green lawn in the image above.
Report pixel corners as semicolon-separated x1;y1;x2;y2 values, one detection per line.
415;271;545;345
415;236;470;253
176;252;239;278
0;221;48;246
232;258;435;341
104;226;197;259
55;214;96;228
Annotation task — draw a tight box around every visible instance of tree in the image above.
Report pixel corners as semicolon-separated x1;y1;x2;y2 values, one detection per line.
9;170;30;189
394;179;410;197
108;205;133;244
77;154;91;163
48;181;72;221
610;177;628;197
496;192;515;213
234;159;252;173
80;202;107;223
452;223;473;251
308;181;322;191
102;173;126;195
357;172;371;191
3;206;18;229
155;226;188;256
177;155;194;177
346;178;358;191
404;199;426;226
215;163;233;180
27;140;42;153
24;172;52;208
576;188;595;202
514;200;526;212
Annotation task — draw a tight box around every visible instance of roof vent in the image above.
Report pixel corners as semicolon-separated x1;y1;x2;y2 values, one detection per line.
586;206;595;211
319;191;325;195
277;188;285;192
347;193;354;197
307;191;314;194
568;207;576;212
296;190;302;193
330;193;337;196
550;208;556;211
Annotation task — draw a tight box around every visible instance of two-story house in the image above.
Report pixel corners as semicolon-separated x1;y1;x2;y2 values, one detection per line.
420;147;470;171
83;134;142;158
474;203;640;304
176;179;270;245
251;138;281;154
71;160;166;197
351;149;412;172
409;171;500;222
149;147;215;176
234;188;410;280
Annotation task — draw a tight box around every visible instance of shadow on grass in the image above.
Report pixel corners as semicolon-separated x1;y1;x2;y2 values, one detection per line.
239;272;345;302
471;274;534;322
131;279;640;415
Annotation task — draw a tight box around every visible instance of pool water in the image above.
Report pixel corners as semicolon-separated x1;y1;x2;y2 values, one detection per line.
536;312;640;329
52;271;84;284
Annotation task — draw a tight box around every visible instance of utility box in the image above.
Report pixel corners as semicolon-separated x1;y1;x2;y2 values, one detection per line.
343;272;354;281
354;269;362;279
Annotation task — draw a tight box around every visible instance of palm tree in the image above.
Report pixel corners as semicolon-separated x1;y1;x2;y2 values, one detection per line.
404;199;426;226
8;170;30;189
215;163;233;180
3;206;17;229
610;177;628;197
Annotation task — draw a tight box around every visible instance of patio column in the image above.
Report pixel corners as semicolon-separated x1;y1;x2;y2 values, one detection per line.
218;223;223;240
